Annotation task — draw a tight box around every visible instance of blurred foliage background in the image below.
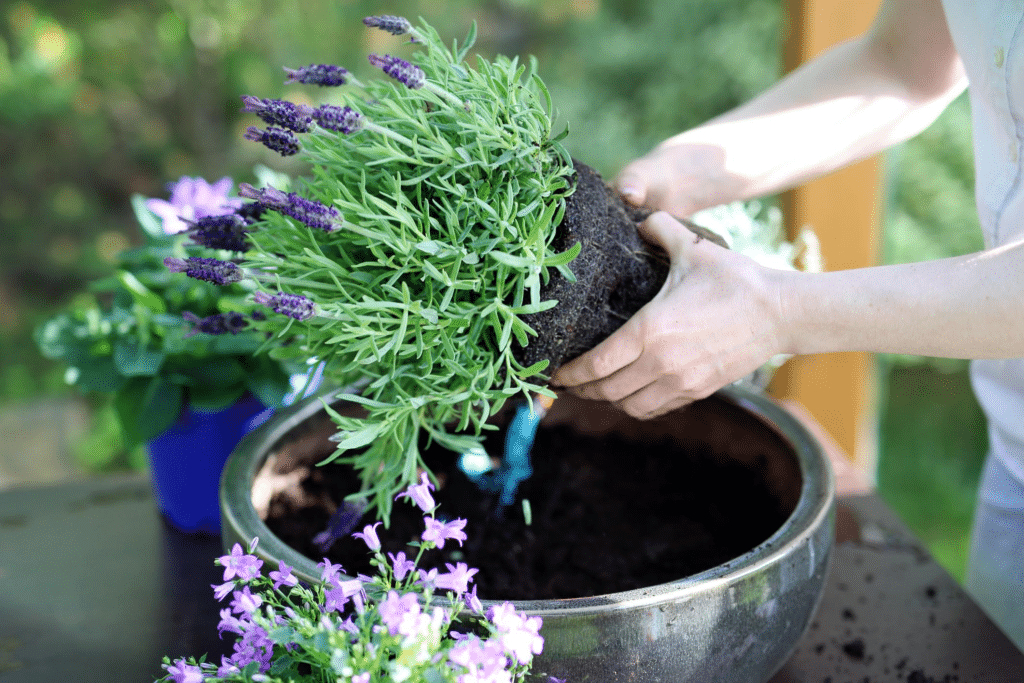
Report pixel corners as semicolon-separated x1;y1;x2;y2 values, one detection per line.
0;0;986;581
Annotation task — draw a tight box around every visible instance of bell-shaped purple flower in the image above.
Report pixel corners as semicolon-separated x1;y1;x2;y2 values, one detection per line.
241;96;314;133
165;257;243;285
183;311;249;336
244;125;300;156
314;104;364;135
253;291;316;321
184;214;252;252
368;53;425;89
363;15;413;36
283;64;350;86
238;183;341;233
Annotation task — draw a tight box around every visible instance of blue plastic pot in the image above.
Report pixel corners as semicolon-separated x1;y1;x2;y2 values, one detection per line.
147;393;273;534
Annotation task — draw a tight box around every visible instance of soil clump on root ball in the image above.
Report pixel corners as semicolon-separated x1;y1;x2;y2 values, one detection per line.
513;159;725;372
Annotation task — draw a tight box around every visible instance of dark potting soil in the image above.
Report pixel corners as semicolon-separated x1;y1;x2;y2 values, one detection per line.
512;159;726;372
263;412;791;601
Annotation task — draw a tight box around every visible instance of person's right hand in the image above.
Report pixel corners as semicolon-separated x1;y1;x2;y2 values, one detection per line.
614;140;741;217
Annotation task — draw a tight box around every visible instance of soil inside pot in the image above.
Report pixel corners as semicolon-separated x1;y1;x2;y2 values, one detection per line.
261;395;798;601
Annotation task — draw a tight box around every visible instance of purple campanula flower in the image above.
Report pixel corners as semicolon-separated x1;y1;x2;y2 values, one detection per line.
368;53;425;89
165;658;205;683
363;15;413;35
396;471;435;512
253;291;317;321
283;64;350;86
146;176;241;235
317;558;345;585
352;673;370;683
241;96;314;133
165;256;243;285
353;522;382;551
313;104;364;135
244;125;300;156
218;607;245;637
217;543;263;581
211;581;235;602
422;517;468;549
182;311;249;337
378;590;420;636
216;657;241;678
433;562;478;595
269;561;299;590
230;585;263;615
323;578;363;613
487;602;544;665
184;213;253;252
388;551;416;581
465;584;484;615
238;183;341;232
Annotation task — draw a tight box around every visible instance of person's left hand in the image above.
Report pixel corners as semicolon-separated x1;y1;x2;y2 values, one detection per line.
550;211;790;419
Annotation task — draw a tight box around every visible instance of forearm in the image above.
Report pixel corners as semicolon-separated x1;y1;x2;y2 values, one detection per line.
776;239;1024;360
656;1;966;209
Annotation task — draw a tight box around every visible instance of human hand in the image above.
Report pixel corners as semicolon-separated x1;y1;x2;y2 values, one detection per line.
614;140;743;217
549;211;789;419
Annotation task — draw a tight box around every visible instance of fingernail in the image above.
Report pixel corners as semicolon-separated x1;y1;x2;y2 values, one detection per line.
618;183;641;204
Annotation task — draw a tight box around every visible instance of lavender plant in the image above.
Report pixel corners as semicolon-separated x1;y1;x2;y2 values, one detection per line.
159;477;545;683
35;176;294;447
167;16;576;519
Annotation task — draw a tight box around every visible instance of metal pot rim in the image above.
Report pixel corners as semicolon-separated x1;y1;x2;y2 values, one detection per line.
220;384;835;615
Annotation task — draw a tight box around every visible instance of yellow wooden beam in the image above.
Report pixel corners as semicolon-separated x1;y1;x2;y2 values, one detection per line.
768;0;882;478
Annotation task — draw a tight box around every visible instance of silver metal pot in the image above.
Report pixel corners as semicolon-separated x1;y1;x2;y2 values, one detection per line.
220;385;834;683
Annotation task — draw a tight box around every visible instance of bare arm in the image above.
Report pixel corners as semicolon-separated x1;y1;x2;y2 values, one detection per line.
616;0;967;215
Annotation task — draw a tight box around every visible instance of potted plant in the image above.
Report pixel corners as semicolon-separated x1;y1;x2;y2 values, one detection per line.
35;175;299;533
158;15;832;682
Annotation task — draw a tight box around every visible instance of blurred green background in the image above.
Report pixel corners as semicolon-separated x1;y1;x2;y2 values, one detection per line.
0;0;986;581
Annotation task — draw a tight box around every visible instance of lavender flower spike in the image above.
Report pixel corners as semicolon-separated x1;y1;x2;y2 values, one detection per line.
283;64;351;87
244;126;300;157
368;54;425;90
165;256;243;285
253;291;316;321
313;104;364;135
240;96;314;133
184;213;252;252
238;183;342;233
363;15;413;36
183;311;249;337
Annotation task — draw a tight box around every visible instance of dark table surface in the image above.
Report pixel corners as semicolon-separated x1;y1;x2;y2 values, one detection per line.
1;473;1023;682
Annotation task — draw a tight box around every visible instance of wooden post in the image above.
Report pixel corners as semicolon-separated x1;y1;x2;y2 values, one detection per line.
767;0;882;478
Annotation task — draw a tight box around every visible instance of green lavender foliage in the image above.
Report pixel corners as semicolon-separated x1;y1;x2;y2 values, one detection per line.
243;19;577;520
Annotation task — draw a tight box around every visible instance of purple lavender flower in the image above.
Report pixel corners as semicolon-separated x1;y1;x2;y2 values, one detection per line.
238;183;342;233
182;311;249;336
396;471;435;512
388;551;416;581
244;125;300;156
241;95;314;133
314;104;364;134
422;517;468;549
236;201;266;225
184;213;253;252
165;658;205;683
434;562;478;595
269;561;299;590
283;64;350;86
253;291;316;321
145;176;242;235
353;522;382;551
363;15;413;35
166;256;243;285
368;53;425;89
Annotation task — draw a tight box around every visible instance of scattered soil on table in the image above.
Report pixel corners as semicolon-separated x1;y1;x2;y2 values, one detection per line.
263;399;793;601
511;159;725;372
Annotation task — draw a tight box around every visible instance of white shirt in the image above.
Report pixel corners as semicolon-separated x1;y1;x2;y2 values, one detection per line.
940;0;1024;483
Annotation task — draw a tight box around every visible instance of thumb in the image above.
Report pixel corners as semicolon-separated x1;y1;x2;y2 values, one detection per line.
614;161;650;208
637;211;703;266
